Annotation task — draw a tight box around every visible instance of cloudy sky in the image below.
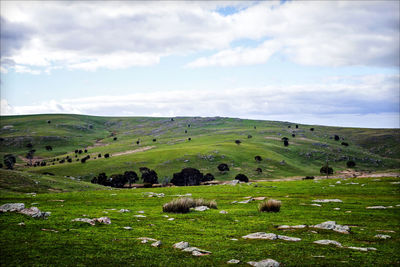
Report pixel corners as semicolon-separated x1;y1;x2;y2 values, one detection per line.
1;0;399;128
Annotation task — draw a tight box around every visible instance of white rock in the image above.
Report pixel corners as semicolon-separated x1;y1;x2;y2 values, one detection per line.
95;217;111;224
247;259;280;267
310;204;322;207
238;199;254;204
134;215;146;218
312;221;350;234
119;209;130;213
123;226;132;230
138;237;157;243
72;218;96;225
277;225;306;230
173;241;189;249
230;238;238;241
168;218;175;221
163;215;169;218
219;210;228;214
242;232;277;240
374;234;391;239
18;222;25;226
366;206;386;209
345;182;359;185
347;246;376;252
345;211;352;213
277;235;301;242
334;208;341;210
151;240;162;247
336;181;341;184
312;199;342;203
227;259;240;264
137;211;145;213
313;240;342;247
194;206;209;211
390;182;400;184
0;203;25;212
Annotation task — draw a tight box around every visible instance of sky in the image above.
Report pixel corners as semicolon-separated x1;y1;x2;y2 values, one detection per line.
0;0;399;128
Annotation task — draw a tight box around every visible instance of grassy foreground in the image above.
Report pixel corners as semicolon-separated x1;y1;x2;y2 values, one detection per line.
1;176;399;266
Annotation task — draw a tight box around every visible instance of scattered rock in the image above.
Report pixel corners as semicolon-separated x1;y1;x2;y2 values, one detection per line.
366;206;386;209
347;246;376;252
247;258;280;267
345;182;359;185
277;235;301;242
137;210;145;213
0;203;25;212
227;259;240;264
138;237;157;244
182;247;211;256
72;218;96;226
151;240;162;247
119;209;130;213
313;240;342;247
253;197;266;201
345;211;352;213
173;241;189;249
312;199;343;203
18;222;25;226
194;206;209;211
310;204;322;207
277;225;306;230
230;238;238;241
238;199;254;204
334;208;341;210
123;226;132;230
228;180;239;186
243;232;278;240
312;221;350;234
96;217;111;224
336;181;341;184
219;210;228;214
134;215;146;218
41;228;58;233
168;218;175;221
376;230;395;233
19;207;51;219
390;182;400;184
374;234;391;239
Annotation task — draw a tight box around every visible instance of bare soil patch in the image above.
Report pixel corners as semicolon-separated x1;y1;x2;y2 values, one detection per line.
112;146;155;157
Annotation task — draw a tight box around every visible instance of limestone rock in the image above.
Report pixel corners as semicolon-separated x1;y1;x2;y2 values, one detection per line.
194;206;209;211
374;234;391;239
95;217;111;224
72;218;96;225
151;240;162;247
366;206;386;209
0;203;25;212
19;207;50;219
312;199;343;203
219;210;228;214
173;241;189;249
134;215;146;218
119;209;130;213
247;259;280;267
227;259;240;264
277;235;301;242
123;226;132;230
313;240;342;247
242;232;277;240
277;225;306;230
347;246;376;252
312;221;350;234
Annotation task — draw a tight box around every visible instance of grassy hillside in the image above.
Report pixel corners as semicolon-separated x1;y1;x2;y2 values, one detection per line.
1;114;399;183
1;176;399;266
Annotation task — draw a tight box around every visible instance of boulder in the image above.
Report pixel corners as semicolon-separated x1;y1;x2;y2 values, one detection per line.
173;241;189;249
151;241;162;247
0;203;25;212
277;235;301;242
119;209;130;213
312;199;343;203
374;234;391;239
247;259;280;267
95;217;111;224
194;206;209;211
277;225;306;230
72;218;96;225
366;206;386;209
219;210;228;214
123;226;132;230
347;246;377;252
312;221;350;234
227;259;240;264
19;207;50;219
313;240;342;247
242;232;277;240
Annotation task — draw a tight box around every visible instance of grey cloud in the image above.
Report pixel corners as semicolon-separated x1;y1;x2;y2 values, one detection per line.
0;17;34;57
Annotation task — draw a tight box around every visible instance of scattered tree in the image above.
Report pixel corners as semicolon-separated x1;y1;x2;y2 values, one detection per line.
235;173;249;182
281;137;289;142
0;163;3;168
334;135;340;141
3;154;16;170
296;125;298;129
320;165;333;175
248;134;252;139
288;125;291;128
136;140;140;145
341;142;349;146
254;126;256;129
254;155;262;162
346;160;356;168
292;134;296;137
84;149;88;153
47;120;51;124
153;138;157;142
235;140;241;145
185;130;187;133
124;171;138;187
26;149;36;166
110;174;128;188
26;143;33;149
45;145;53;151
113;137;117;141
217;163;230;173
310;128;314;131
141;168;158;185
283;140;289;147
256;168;262;174
98;153;102;158
171;168;203;186
202;173;215;182
104;153;110;158
188;137;191;141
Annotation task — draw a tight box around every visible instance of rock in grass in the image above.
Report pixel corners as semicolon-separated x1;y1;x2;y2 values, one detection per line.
134;215;146;218
0;203;25;212
72;218;96;226
310;204;322;207
19;207;50;219
313;240;342;247
374;234;391;239
151;240;162;247
227;259;240;264
277;235;301;242
366;206;386;209
243;232;278;240
312;221;350;234
219;210;228;214
347;246;377;252
277;225;306;230
123;226;132;230
312;199;343;203
138;237;157;244
173;241;189;249
247;258;280;267
194;206;209;211
95;217;111;224
119;209;130;213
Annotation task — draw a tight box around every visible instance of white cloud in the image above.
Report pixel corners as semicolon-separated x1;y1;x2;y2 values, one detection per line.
1;1;398;72
2;74;398;128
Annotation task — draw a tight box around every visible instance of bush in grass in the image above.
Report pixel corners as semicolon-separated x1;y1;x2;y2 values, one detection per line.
334;135;340;141
162;197;217;213
67;158;72;163
218;163;229;172
84;149;88;153
104;153;110;158
283;140;289;146
281;137;289;141
341;142;349;146
235;140;241;145
346;160;356;168
235;173;249;182
124;171;138;187
113;137;117;141
153;138;156;142
248;135;252;139
296;125;298;128
171;168;203;186
4;154;16;170
302;176;314;180
45;145;52;151
292;134;296;137
78;150;83;154
98;153;102;158
0;163;3;168
185;130;187;133
310;128;314;131
136;140;140;145
255;155;262;162
141;168;158;185
259;199;281;212
320;165;333;175
188;137;191;141
202;173;215;182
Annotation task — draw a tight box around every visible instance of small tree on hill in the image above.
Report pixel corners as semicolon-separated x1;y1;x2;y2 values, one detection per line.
235;140;242;145
141;168;158;185
255;155;262;162
124;171;138;187
235;173;249;182
218;163;229;173
4;154;16;170
26;149;36;166
346;160;356;168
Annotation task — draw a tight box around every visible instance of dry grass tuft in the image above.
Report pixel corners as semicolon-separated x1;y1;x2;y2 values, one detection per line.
259;199;281;212
163;197;217;213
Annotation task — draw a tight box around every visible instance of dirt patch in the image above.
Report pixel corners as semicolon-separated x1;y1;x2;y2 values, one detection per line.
264;137;282;141
18;155;44;165
112;146;156;156
87;139;109;149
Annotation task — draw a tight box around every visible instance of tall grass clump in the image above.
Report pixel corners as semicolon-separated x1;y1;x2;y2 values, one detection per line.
259;199;281;212
163;197;217;213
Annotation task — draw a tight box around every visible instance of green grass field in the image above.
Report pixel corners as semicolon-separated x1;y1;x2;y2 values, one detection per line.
1;114;399;266
1;175;399;266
